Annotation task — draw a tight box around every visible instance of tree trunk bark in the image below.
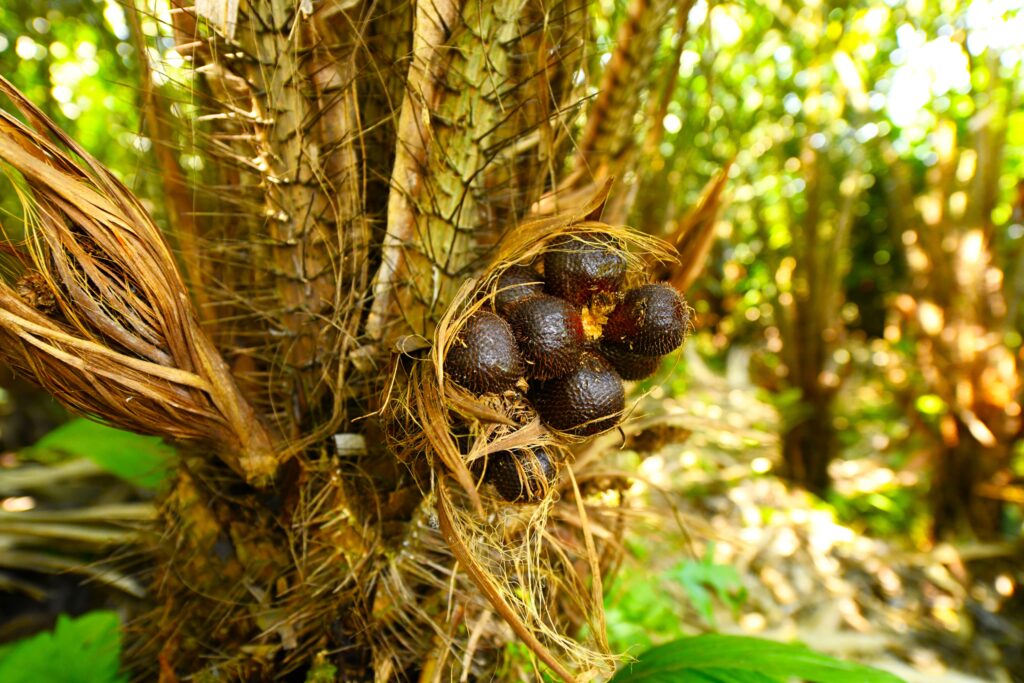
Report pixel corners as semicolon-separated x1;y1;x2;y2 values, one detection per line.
931;430;1007;540
780;392;836;496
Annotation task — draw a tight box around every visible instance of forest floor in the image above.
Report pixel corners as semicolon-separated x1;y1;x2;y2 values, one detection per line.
601;346;1024;683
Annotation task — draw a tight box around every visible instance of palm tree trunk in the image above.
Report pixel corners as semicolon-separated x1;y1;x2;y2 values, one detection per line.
137;1;600;679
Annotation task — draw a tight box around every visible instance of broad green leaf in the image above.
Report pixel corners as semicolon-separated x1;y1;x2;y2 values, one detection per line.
32;419;177;490
609;634;906;683
0;611;126;683
689;670;781;683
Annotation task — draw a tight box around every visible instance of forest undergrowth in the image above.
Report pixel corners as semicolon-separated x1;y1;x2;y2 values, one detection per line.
606;345;1024;683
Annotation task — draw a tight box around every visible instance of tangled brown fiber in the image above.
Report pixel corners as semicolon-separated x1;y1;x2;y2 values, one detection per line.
0;76;275;485
380;184;678;679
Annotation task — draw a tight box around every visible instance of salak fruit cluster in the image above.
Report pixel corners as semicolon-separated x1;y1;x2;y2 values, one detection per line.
446;233;687;502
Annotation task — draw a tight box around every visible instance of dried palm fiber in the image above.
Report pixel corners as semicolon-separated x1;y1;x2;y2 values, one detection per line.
134;455;377;681
0;76;275;485
381;184;677;680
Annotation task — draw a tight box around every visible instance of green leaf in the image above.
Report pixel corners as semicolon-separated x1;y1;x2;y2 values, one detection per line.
672;543;746;625
687;670;781;683
304;654;338;683
0;611;126;683
609;634;906;683
32;419;176;489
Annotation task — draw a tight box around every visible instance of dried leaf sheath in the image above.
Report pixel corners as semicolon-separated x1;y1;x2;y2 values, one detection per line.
0;77;275;483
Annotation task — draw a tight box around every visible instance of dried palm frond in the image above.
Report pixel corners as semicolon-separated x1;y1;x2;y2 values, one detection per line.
0;76;275;484
654;161;733;293
0;459;153;599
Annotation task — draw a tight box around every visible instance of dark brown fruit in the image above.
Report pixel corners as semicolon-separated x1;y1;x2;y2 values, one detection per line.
485;446;558;503
602;283;687;356
599;344;662;380
544;233;627;306
493;265;544;314
531;352;625;436
506;295;585;380
446;311;524;394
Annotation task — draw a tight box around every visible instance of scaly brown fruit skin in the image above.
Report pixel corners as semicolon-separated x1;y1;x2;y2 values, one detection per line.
602;283;687;356
598;344;661;380
544;234;627;306
506;295;585;380
530;352;625;436
446;311;524;394
485;446;558;502
493;265;545;314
